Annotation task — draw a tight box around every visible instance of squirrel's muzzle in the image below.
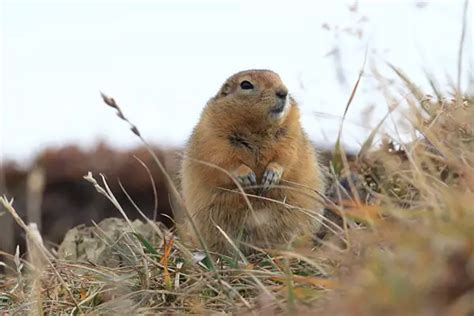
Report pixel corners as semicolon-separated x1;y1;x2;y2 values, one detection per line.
270;89;289;116
275;88;288;99
270;100;286;114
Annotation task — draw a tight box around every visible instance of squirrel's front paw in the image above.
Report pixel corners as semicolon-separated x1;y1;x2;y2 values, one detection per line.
261;162;284;193
232;164;257;188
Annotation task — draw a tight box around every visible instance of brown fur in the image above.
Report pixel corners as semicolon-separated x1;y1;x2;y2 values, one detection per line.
180;69;325;255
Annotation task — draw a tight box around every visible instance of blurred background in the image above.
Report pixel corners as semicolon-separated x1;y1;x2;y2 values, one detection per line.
1;0;472;253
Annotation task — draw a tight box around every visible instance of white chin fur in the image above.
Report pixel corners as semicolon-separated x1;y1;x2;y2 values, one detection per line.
275;96;291;120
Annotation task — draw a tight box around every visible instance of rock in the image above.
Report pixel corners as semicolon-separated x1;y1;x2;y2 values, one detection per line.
57;217;160;266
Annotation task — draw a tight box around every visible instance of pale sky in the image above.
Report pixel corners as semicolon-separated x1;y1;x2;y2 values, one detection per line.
1;0;472;162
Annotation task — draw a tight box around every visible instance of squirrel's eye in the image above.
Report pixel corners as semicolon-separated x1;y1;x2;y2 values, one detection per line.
240;80;254;90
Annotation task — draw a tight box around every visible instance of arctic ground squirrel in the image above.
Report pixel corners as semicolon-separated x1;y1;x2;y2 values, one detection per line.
180;69;325;255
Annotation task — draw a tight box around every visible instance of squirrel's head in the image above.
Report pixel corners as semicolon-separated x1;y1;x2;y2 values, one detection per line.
211;69;293;124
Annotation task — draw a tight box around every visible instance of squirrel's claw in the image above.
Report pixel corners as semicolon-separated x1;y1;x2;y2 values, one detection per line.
261;162;284;193
236;172;257;188
233;164;257;189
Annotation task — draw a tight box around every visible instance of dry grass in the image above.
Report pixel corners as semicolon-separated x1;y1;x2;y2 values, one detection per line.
1;74;473;315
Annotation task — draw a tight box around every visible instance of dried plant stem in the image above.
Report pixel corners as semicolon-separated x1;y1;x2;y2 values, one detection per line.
133;155;159;222
0;196;82;313
99;93;218;274
457;0;469;96
26;167;45;233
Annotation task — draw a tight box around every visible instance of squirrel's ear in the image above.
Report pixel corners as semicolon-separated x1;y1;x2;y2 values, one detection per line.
217;83;232;98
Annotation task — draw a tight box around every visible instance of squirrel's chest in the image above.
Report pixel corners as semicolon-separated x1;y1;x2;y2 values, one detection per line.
228;128;287;168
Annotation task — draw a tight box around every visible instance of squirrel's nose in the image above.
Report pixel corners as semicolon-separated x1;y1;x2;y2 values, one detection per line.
275;88;288;99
